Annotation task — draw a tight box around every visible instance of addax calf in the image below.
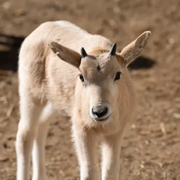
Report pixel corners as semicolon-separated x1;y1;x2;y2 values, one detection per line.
16;21;151;180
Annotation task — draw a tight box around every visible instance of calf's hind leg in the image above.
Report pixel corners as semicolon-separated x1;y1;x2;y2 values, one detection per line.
16;96;43;180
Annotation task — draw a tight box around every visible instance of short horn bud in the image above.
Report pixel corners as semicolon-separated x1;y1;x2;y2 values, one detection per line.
109;43;117;56
81;47;88;58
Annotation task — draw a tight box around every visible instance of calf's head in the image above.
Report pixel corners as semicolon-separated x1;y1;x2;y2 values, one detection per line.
49;31;151;123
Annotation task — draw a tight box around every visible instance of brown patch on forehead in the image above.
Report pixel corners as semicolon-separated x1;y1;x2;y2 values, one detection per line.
79;47;121;82
88;47;109;57
98;55;118;74
79;58;98;81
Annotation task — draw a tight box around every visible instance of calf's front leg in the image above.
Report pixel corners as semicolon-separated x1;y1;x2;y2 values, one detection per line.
32;103;56;180
72;124;101;180
101;132;123;180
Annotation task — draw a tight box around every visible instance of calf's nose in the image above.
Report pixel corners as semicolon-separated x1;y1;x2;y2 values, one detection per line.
91;103;111;121
92;106;108;118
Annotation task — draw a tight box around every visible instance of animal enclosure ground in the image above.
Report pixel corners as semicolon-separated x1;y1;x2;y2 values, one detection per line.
0;0;180;179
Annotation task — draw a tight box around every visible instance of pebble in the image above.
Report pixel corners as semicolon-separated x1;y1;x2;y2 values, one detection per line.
2;2;11;9
173;113;180;119
0;156;9;162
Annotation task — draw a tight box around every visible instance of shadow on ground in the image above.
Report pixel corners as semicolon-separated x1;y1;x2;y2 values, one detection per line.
0;34;156;71
129;56;156;70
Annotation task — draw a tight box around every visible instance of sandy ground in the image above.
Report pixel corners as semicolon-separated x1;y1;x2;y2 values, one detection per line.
0;0;180;179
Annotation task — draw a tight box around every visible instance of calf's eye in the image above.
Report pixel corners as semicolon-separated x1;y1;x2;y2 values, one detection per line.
79;74;84;82
114;71;121;81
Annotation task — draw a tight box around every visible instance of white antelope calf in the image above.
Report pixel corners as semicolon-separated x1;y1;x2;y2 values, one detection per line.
16;20;151;180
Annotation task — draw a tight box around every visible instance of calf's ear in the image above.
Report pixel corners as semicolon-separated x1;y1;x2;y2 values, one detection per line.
48;41;81;68
119;31;151;67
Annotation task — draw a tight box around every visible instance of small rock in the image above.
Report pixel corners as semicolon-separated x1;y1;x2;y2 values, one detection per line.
109;19;116;26
2;2;11;9
160;122;167;135
167;37;175;45
173;113;180;119
113;7;120;14
0;156;9;162
14;9;26;17
131;124;136;129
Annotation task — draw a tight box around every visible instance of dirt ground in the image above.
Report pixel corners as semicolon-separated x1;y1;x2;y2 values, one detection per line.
0;0;180;179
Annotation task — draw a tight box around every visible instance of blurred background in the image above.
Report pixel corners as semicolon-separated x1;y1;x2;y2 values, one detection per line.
0;0;180;179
